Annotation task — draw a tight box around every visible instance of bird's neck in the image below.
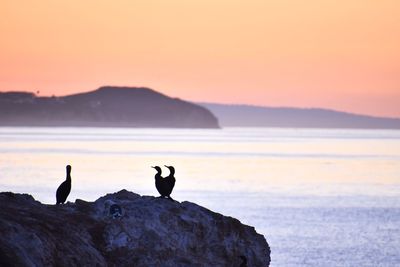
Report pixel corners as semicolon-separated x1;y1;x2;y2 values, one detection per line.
66;172;71;180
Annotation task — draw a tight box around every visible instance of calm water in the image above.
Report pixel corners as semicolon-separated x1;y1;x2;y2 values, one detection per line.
1;127;400;266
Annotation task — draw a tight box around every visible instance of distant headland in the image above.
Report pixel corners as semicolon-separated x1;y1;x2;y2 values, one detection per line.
1;86;399;129
199;103;400;129
0;86;220;128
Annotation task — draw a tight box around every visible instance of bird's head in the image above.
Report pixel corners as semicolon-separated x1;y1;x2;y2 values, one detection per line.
164;165;175;175
151;166;162;173
66;165;72;172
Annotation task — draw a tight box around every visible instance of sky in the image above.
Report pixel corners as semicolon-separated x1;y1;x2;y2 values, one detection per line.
0;0;399;117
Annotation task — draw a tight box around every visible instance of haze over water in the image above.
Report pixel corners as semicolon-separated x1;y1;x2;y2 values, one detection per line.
1;127;400;266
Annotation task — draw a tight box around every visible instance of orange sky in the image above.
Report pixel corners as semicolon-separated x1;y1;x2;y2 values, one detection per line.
1;0;399;117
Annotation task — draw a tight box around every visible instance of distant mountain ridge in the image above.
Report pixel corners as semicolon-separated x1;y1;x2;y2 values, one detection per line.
2;87;398;129
199;103;400;129
0;87;220;128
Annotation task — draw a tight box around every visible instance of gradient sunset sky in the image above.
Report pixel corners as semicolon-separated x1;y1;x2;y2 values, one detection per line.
1;1;399;117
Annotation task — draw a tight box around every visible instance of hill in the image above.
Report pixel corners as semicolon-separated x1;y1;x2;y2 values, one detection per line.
199;103;400;129
0;87;219;128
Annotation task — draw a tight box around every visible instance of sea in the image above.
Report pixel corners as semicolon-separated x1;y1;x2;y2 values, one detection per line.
0;127;399;267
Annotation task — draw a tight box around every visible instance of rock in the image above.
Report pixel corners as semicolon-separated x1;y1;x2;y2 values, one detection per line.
0;190;270;266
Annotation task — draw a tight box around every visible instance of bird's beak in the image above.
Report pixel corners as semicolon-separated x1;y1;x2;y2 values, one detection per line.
164;165;169;168
151;166;155;169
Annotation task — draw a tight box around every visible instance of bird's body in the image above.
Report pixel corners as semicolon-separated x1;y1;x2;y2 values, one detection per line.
56;165;72;205
152;166;170;198
164;165;176;199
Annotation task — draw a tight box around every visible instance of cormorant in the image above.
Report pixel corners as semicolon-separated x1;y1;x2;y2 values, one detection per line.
56;165;72;205
151;166;169;198
164;165;176;200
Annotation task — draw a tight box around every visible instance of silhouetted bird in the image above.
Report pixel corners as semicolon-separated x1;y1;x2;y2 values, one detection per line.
152;166;169;198
239;255;248;267
164;165;176;200
56;165;72;205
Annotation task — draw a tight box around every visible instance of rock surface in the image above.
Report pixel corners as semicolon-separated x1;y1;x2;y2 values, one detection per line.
0;190;270;266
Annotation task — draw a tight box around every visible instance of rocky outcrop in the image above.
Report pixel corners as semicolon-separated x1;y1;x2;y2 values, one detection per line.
0;87;220;128
0;190;270;266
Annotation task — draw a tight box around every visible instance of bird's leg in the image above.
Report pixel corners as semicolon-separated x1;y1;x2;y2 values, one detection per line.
167;196;174;201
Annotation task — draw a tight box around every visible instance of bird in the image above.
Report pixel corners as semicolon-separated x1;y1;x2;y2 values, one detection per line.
164;165;176;200
56;165;72;205
151;166;170;199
